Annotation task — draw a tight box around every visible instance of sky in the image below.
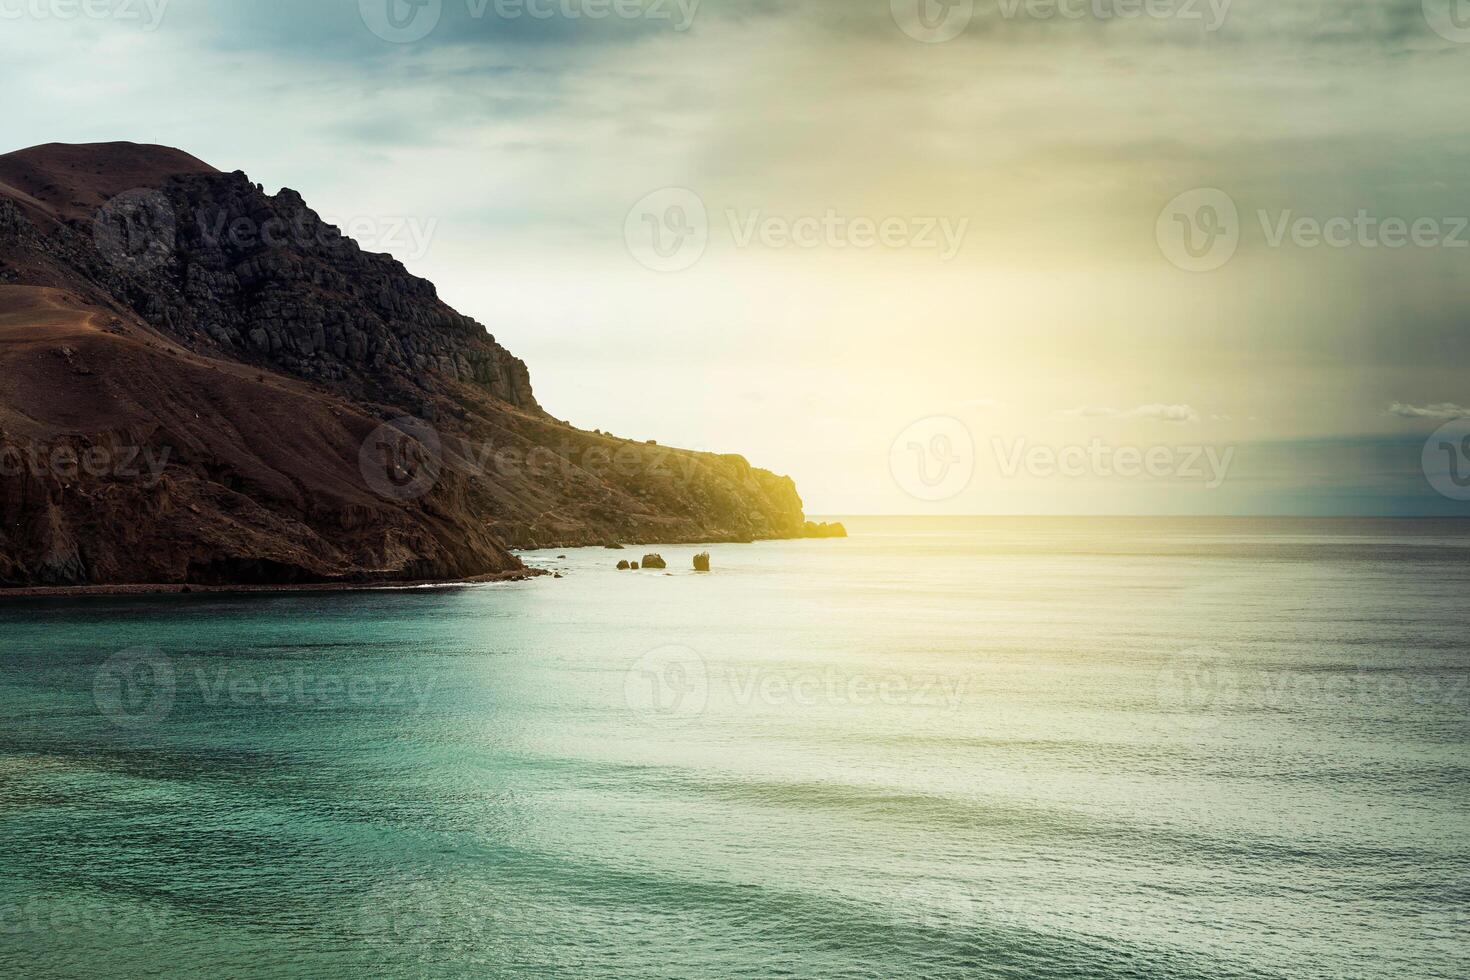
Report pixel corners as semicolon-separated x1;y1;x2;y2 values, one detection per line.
3;0;1469;515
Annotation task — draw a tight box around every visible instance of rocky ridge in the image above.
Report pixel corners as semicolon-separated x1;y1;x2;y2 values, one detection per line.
0;142;819;588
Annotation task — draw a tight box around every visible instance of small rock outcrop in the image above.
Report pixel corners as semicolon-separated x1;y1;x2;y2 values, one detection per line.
617;560;630;570
630;561;640;570
641;554;667;570
802;521;848;538
693;552;711;572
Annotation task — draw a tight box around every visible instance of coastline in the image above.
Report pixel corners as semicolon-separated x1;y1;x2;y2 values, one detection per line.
0;524;848;600
0;568;545;601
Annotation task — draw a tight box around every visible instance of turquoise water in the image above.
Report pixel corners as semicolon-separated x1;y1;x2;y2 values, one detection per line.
1;518;1468;979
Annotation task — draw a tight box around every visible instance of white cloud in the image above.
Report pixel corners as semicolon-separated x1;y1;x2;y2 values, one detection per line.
1388;402;1469;420
1057;404;1200;424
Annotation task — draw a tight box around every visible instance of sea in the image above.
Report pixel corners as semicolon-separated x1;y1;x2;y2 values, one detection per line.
1;517;1467;979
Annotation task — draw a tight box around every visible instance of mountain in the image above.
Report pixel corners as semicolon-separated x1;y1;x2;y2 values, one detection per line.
0;142;829;588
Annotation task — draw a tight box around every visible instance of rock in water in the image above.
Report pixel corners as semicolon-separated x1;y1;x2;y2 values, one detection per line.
693;552;711;572
617;560;630;570
802;521;848;539
631;562;640;570
641;554;667;570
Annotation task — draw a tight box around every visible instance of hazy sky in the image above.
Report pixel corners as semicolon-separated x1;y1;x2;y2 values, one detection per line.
4;0;1469;514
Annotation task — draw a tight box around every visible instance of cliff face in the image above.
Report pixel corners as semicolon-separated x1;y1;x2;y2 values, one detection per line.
0;142;809;588
1;145;537;415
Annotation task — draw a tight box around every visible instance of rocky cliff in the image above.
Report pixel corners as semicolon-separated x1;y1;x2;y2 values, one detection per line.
0;142;812;588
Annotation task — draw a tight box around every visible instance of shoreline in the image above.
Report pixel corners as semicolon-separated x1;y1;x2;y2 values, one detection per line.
0;525;849;600
0;568;545;600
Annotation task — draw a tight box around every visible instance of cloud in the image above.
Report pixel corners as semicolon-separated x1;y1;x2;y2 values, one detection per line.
1123;405;1202;424
1056;407;1120;419
1057;404;1200;424
1388;402;1470;420
2;0;1466;516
